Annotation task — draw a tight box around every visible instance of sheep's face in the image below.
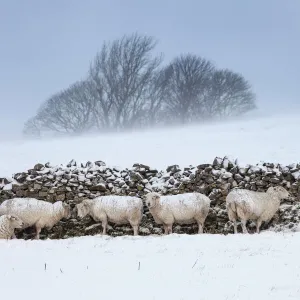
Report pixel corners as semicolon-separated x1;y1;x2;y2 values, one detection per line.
145;193;160;209
62;203;72;219
8;215;24;229
269;186;290;200
76;202;90;218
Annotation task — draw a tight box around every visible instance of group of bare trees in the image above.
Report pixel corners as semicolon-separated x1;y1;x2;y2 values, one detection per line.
23;33;256;137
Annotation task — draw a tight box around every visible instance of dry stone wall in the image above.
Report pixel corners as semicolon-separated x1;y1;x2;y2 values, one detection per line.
0;156;300;239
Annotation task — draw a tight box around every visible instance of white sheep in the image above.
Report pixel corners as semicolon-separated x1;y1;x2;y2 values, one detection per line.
0;214;24;240
226;186;290;234
144;192;211;234
0;198;71;239
76;195;143;236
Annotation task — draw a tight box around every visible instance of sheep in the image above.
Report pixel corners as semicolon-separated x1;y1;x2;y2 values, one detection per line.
226;186;290;234
144;192;211;234
76;195;143;236
0;198;71;239
0;214;24;240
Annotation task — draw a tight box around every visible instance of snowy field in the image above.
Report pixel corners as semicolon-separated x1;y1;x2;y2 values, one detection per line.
1;232;300;300
0;112;300;177
1;112;300;300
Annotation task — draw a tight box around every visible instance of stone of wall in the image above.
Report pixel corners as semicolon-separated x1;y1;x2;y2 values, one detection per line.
0;156;300;239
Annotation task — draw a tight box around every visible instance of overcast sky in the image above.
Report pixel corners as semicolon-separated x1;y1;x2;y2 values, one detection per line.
0;0;299;138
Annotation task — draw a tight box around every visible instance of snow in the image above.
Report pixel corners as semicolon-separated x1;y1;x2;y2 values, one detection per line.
0;112;300;177
292;171;300;180
2;183;12;190
1;112;300;299
1;233;300;300
149;192;208;208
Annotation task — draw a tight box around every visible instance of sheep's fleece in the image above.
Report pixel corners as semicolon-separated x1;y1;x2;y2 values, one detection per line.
0;214;24;239
76;195;143;235
145;192;211;234
0;198;71;238
226;186;290;233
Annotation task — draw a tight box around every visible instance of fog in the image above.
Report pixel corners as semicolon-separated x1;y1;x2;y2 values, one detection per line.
0;0;299;140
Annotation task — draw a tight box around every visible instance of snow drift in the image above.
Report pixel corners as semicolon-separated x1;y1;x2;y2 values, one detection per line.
1;232;300;300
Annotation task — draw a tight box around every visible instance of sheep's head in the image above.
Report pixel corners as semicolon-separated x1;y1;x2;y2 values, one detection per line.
76;201;90;218
8;215;24;229
267;186;290;200
145;192;160;209
62;203;72;219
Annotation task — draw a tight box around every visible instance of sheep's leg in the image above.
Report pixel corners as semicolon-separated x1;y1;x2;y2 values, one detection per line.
227;206;238;234
241;219;248;234
133;225;138;236
167;225;172;234
233;221;238;234
101;219;107;235
256;219;262;234
128;219;139;236
97;213;108;235
11;233;17;239
163;224;168;235
132;225;139;236
197;221;204;234
35;226;41;240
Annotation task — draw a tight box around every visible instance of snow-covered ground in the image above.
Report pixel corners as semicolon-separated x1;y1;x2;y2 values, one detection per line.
1;232;300;300
1;112;300;177
1;112;300;299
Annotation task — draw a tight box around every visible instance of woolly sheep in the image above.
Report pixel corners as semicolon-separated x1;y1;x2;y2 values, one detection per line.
0;198;71;239
0;215;24;240
76;195;143;236
144;192;211;234
226;186;290;234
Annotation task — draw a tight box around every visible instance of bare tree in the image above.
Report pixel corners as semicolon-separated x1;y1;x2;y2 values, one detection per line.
23;117;42;138
163;54;215;124
137;67;173;127
23;34;257;138
23;80;96;136
203;69;256;118
89;33;162;130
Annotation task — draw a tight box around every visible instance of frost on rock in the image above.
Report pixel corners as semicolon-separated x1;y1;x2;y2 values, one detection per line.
221;171;232;179
291;171;300;180
213;157;223;167
3;183;13;191
1;155;300;238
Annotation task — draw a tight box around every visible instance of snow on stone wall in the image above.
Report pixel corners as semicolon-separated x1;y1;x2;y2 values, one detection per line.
0;156;300;239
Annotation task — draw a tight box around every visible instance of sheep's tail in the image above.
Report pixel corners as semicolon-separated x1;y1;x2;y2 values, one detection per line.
226;199;238;221
227;201;237;213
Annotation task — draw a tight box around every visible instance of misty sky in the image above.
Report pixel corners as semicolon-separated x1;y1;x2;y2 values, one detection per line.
0;0;299;138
